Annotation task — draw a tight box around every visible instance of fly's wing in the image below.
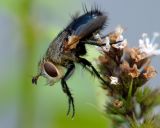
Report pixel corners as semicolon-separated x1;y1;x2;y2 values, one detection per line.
73;16;107;38
64;10;107;50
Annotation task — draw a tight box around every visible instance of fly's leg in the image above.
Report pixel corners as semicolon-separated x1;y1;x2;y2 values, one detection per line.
78;57;112;90
81;40;106;46
61;62;75;118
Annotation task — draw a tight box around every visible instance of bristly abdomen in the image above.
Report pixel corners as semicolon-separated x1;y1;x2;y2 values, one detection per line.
65;7;107;39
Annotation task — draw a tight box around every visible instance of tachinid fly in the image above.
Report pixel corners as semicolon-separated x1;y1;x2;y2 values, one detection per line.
32;7;111;118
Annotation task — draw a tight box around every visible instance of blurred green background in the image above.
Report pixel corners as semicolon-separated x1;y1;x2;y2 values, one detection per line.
0;0;160;128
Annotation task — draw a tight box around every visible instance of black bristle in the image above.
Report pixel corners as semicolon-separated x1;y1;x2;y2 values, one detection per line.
71;12;80;21
82;3;88;13
90;4;102;15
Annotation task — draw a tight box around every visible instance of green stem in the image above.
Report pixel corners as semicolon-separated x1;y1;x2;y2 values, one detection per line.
127;78;133;106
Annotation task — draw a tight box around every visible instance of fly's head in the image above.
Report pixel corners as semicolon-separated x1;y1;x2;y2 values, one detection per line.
32;58;64;85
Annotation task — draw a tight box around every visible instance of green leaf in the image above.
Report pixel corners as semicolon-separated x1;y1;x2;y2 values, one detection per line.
135;87;151;104
129;117;157;128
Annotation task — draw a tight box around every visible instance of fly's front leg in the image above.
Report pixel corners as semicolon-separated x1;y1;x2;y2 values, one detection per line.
61;62;75;118
81;40;106;46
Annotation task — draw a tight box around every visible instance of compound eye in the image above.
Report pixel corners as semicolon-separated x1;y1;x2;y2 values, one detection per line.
44;62;58;77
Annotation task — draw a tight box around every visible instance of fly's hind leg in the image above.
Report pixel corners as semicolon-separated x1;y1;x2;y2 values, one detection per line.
78;57;112;90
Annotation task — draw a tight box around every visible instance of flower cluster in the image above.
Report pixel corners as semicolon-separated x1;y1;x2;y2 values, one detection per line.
95;26;160;127
96;26;159;90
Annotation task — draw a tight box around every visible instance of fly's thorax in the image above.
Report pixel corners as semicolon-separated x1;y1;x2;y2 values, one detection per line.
45;31;77;64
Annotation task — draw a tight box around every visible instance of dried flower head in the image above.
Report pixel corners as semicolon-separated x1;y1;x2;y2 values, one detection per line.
128;64;140;78
96;26;127;53
109;26;124;43
120;61;130;73
125;48;146;63
95;36;111;53
112;39;127;50
120;61;140;79
101;37;111;52
113;99;123;108
143;65;157;79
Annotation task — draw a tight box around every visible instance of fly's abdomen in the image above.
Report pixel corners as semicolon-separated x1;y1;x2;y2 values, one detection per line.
66;9;107;39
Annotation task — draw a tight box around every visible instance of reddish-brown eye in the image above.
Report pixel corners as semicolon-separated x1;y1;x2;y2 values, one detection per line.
44;62;58;77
